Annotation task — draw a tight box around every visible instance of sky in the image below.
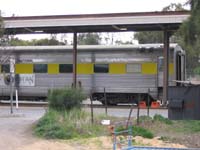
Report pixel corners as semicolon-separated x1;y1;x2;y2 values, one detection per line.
0;0;188;17
0;0;189;44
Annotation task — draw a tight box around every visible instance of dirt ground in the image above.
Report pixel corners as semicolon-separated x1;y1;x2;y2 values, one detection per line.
0;106;198;150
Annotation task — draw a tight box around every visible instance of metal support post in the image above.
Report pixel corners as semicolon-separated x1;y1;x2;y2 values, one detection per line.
90;94;94;124
15;89;18;109
10;72;13;114
137;94;141;125
73;32;77;88
163;30;169;105
10;57;15;114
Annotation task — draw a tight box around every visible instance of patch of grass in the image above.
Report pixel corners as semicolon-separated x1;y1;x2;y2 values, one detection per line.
139;116;152;122
153;114;173;125
132;139;151;146
159;136;170;141
116;125;154;139
183;120;200;132
173;120;200;133
34;109;107;139
132;126;154;139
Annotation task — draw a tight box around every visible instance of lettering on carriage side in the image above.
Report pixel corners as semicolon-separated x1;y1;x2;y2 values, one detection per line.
19;74;35;86
0;74;35;86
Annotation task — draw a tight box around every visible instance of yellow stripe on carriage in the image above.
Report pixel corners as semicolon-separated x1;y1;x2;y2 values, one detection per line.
109;63;126;74
142;63;157;75
15;64;33;74
48;64;59;74
77;63;93;74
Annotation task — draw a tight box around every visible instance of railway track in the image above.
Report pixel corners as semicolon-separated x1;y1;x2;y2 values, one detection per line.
82;104;167;109
0;100;167;109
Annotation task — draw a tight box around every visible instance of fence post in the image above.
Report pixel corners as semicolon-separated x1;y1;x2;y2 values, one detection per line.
90;92;94;124
15;89;18;109
147;88;150;117
137;94;141;125
127;104;134;128
104;87;108;115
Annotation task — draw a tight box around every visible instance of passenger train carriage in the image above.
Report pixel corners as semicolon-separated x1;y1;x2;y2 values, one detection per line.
0;44;185;105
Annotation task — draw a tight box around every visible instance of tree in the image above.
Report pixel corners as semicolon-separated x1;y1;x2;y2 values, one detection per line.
9;37;30;46
8;36;65;46
0;11;11;64
0;11;5;42
178;0;200;75
31;38;65;46
134;31;163;44
134;3;186;44
78;33;101;45
115;40;133;45
162;3;186;11
179;0;200;46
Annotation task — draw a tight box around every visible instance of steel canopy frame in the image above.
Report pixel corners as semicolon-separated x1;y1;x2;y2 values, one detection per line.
2;11;190;104
3;11;189;34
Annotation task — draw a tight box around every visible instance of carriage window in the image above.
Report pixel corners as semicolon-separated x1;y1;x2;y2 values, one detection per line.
94;64;109;73
1;64;10;73
158;57;164;71
126;64;141;73
59;64;73;73
34;64;47;73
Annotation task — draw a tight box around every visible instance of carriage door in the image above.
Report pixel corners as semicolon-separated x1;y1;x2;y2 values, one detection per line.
175;51;185;85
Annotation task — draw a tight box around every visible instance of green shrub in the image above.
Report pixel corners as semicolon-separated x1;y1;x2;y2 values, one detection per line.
153;114;172;125
48;88;86;111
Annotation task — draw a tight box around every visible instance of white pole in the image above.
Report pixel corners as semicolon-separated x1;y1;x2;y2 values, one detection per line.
15;89;18;109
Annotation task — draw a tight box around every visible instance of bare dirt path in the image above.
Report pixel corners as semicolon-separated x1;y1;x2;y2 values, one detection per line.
0;106;189;150
0;106;45;150
0;106;112;150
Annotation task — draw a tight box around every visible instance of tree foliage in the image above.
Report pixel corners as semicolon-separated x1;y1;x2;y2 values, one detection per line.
0;12;4;39
8;37;65;46
115;40;133;45
178;0;200;75
134;31;163;44
78;33;101;45
134;3;186;44
162;3;187;11
180;1;200;47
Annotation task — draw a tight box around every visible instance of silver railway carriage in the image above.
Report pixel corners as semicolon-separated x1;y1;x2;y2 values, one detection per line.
0;44;185;105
